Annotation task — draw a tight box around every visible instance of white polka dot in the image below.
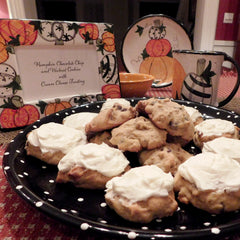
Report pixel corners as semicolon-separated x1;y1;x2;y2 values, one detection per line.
211;227;220;234
56;113;60;116
100;202;107;207
156;218;162;222
16;150;21;153
33;125;38;129
227;115;231;118
72;110;76;113
128;231;137;239
78;197;84;202
100;220;107;224
49;179;54;183
16;185;23;190
204;222;211;226
71;210;78;214
80;223;89;231
141;226;148;230
44;191;50;195
4;166;10;170
180;226;187;230
48;198;54;202
164;228;172;232
42;166;47;169
20;160;25;164
18;174;23;178
216;112;220;115
35;201;43;207
23;172;28;176
61;209;67;213
4;152;10;156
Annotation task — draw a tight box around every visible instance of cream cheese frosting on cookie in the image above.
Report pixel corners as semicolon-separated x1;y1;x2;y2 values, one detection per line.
177;152;240;192
27;122;87;154
194;118;235;137
58;143;129;177
105;165;174;203
63;112;98;131
183;106;202;123
202;137;240;163
101;98;130;111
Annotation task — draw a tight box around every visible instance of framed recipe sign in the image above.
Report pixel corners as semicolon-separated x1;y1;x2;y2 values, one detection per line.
0;19;120;128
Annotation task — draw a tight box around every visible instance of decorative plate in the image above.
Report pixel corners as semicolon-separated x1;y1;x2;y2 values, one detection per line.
3;98;240;240
121;14;192;88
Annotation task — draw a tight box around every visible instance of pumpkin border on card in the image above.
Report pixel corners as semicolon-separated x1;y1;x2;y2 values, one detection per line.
0;19;120;129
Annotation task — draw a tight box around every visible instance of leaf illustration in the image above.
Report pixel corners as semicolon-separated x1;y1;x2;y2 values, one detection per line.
200;61;216;86
29;21;43;33
136;25;144;36
141;48;149;60
36;100;48;114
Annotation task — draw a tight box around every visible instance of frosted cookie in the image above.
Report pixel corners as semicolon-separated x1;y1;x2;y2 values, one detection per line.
193;118;239;149
101;98;131;111
139;143;192;175
105;165;178;223
174;152;240;214
25;122;87;165
63;112;98;132
85;103;137;134
110;116;167;152
88;131;113;147
202;137;240;163
56;143;130;189
183;106;203;126
136;98;194;142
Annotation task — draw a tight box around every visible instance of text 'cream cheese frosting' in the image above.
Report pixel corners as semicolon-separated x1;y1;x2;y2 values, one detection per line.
202;137;240;163
27;122;87;154
194;118;235;137
178;152;240;192
58;143;129;177
105;165;174;204
63;112;98;131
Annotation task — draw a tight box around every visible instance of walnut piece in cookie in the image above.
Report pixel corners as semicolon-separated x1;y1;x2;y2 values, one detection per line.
139;143;192;175
110;116;167;152
136;98;194;142
193;118;239;149
56;143;130;189
174;152;240;214
88;131;113;147
85;103;137;135
105;165;178;223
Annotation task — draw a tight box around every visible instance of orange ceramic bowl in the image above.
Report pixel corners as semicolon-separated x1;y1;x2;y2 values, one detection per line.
119;73;154;98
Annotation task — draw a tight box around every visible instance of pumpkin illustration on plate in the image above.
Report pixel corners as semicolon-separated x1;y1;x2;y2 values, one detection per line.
0;96;40;128
180;59;216;104
139;20;183;85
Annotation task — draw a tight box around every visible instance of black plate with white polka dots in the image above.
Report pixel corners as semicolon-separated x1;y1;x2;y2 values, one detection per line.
3;98;240;239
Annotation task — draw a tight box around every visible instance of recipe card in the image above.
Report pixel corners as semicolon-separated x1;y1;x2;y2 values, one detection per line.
0;19;120;128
